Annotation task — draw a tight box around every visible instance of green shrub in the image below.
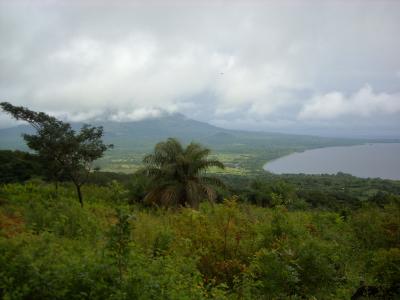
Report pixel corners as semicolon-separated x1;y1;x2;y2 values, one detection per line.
0;182;398;299
370;248;400;289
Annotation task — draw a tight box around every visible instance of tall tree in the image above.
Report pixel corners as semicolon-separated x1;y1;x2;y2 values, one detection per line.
0;102;113;206
141;138;225;208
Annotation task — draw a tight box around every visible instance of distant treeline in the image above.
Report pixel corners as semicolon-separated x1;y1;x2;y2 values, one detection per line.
3;149;399;212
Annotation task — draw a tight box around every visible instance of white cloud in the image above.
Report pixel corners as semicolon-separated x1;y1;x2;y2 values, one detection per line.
298;85;400;120
108;108;163;122
0;0;400;136
0;113;22;129
214;60;306;117
51;110;105;123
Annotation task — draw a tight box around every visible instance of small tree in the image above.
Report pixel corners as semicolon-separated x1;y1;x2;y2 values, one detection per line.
141;138;225;208
106;208;133;284
0;102;113;206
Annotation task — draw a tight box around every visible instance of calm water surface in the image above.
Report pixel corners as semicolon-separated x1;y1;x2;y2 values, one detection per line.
264;143;400;180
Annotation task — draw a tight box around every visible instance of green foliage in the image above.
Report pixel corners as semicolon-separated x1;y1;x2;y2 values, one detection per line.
0;232;208;300
0;102;113;206
152;229;174;256
0;182;399;299
106;207;134;284
247;180;298;207
170;198;256;287
0;150;43;184
351;203;400;250
141;138;225;208
0;232;117;299
107;180;129;204
1;183;100;238
221;172;400;211
369;248;400;288
248;248;300;298
126;173;151;204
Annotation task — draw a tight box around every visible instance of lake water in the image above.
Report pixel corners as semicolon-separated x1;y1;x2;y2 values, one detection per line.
264;143;400;180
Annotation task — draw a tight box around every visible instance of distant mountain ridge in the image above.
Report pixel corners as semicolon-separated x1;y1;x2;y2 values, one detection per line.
0;113;230;150
0;113;385;153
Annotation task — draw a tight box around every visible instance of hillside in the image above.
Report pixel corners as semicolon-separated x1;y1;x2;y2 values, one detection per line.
0;114;368;174
0;113;363;149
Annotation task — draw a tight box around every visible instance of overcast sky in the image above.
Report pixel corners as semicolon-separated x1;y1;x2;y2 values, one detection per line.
0;0;399;137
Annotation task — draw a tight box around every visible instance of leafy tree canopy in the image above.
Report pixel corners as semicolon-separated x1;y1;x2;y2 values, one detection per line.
0;101;113;206
141;138;225;208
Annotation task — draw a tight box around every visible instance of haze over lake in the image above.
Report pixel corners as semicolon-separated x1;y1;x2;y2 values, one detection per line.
264;143;400;180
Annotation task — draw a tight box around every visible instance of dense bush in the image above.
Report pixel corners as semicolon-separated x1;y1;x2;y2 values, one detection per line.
0;150;42;184
0;183;399;299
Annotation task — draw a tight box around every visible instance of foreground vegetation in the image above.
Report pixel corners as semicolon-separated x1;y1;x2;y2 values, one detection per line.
1;181;399;299
1;104;399;299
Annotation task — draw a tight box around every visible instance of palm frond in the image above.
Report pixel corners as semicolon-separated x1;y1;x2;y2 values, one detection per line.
191;159;225;174
200;184;217;202
144;167;165;178
185;142;210;158
200;176;226;189
143;188;163;205
160;185;180;207
141;138;225;209
185;180;202;208
143;154;157;165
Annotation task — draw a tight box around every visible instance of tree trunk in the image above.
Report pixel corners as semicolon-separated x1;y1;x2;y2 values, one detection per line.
75;184;83;207
54;181;58;196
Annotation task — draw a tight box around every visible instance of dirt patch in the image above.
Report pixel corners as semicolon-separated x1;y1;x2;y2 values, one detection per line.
0;212;25;238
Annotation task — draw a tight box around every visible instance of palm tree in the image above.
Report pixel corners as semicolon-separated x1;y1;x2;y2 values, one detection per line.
141;138;225;208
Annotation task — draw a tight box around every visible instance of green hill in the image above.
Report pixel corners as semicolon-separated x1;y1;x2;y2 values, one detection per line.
0;113;372;173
